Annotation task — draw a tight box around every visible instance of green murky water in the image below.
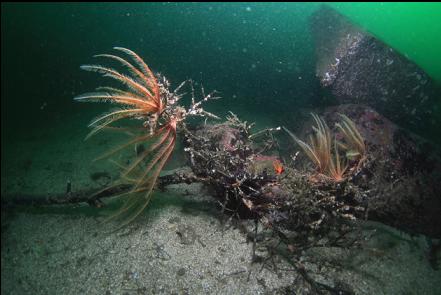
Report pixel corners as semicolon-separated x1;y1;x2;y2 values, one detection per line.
2;2;440;142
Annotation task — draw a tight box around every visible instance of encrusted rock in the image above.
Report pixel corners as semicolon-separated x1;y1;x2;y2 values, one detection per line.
292;104;441;237
310;5;441;140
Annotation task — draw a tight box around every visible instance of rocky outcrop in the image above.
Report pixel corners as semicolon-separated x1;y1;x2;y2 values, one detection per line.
295;104;441;237
310;5;441;140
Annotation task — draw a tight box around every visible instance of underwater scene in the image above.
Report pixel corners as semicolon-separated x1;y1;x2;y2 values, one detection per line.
2;2;441;294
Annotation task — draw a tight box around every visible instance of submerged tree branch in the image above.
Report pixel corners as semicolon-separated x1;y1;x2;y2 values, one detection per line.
1;169;203;208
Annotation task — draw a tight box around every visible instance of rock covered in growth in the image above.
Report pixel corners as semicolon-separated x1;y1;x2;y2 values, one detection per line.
185;109;441;238
310;5;441;140
292;104;441;237
184;115;370;248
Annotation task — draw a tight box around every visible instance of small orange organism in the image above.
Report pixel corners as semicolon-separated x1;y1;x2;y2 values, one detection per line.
273;159;284;175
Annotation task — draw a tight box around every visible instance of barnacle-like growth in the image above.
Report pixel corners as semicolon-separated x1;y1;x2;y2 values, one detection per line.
75;47;219;227
284;113;365;182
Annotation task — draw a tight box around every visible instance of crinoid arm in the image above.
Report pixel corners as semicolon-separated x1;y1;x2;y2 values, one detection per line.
75;92;159;110
283;113;332;173
74;47;162;128
328;137;349;182
335;114;366;157
283;126;323;170
102;122;177;228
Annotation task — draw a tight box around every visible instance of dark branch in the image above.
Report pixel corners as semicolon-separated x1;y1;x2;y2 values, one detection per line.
1;169;204;208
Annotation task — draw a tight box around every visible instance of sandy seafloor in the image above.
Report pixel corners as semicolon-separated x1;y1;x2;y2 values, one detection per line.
1;111;441;294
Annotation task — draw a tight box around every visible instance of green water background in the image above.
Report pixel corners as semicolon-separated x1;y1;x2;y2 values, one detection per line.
2;3;440;145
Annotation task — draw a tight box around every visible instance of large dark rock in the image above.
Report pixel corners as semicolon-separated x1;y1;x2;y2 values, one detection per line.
187;111;441;238
332;105;441;238
310;5;441;140
294;104;441;237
